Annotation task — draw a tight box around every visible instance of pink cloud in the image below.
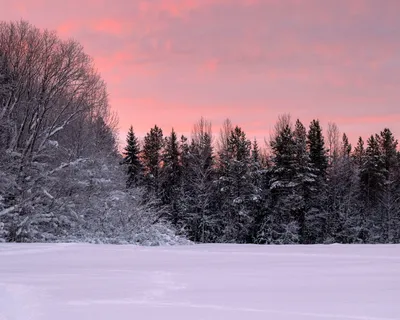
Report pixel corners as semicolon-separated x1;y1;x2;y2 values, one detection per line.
199;58;219;74
90;19;125;36
1;0;399;147
57;21;81;36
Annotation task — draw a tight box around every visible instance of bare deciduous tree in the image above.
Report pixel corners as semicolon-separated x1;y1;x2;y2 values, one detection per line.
217;118;232;156
0;21;118;240
327;122;340;164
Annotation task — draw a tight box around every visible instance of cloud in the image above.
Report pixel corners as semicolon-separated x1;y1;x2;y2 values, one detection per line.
0;0;399;146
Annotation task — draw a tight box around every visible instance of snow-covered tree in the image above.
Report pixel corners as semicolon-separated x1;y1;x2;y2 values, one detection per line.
263;115;300;244
0;21;182;245
214;124;254;242
181;118;217;242
160;128;182;225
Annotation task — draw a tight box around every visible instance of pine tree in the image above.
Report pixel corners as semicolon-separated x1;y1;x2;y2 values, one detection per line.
377;128;399;242
379;128;398;177
360;135;385;207
248;138;266;242
353;137;365;166
307;119;328;176
180;135;190;173
142;125;164;196
326;132;360;243
183;119;217;242
270;122;297;187
304;119;330;243
122;126;142;187
251;138;260;165
160;128;182;225
214;125;253;242
263;117;300;244
341;133;352;157
293;119;317;242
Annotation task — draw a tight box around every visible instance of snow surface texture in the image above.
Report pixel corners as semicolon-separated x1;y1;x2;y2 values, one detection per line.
0;244;399;320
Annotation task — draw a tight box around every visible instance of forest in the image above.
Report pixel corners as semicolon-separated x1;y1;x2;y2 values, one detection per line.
1;21;399;244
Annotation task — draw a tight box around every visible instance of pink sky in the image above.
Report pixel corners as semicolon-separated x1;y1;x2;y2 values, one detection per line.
1;0;399;146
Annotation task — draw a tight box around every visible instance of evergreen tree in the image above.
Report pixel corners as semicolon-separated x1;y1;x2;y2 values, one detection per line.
326;132;360;243
293;119;317;242
262;117;300;244
183;119;217;242
122;126;142;187
270;121;297;187
160;128;182;225
215;125;253;242
307;119;328;176
379;128;398;177
251;138;260;164
142;125;164;196
358;129;399;242
247;138;266;242
353;137;365;166
304;119;330;243
341;133;352;157
377;128;399;242
179;135;190;173
360;135;385;207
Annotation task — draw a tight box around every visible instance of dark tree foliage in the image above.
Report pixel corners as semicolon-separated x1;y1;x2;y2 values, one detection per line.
160;128;182;225
120;117;398;245
132;119;400;244
213;125;254;243
122;126;142;187
360;135;386;207
307;119;328;176
183;126;217;243
142;125;164;196
263;119;300;244
353;137;365;166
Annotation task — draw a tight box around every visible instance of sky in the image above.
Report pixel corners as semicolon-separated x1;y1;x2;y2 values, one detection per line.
1;0;399;146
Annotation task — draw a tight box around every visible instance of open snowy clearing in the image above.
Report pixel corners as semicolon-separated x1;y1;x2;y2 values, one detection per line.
0;244;399;320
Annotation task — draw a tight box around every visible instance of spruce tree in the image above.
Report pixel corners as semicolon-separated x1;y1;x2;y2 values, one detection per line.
215;125;253;242
248;138;266;242
142;125;164;196
122;126;142;188
160;128;182;225
358;133;389;242
180;135;190;174
305;119;329;243
353;137;365;166
379;128;398;177
293;119;316;242
264;118;300;244
307;119;328;176
377;128;399;242
360;135;385;207
326;132;360;243
183;120;216;243
341;133;352;157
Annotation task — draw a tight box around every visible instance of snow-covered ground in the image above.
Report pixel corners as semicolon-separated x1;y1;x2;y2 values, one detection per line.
0;244;399;320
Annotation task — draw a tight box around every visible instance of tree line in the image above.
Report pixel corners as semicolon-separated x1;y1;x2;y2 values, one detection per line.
1;20;398;245
123;115;400;244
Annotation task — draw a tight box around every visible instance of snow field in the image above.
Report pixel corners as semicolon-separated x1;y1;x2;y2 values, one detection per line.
0;243;399;320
